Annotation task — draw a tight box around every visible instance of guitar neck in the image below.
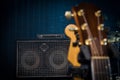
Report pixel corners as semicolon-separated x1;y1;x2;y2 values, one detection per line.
91;56;112;80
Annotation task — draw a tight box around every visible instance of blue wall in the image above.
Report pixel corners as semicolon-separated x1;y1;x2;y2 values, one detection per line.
0;0;120;79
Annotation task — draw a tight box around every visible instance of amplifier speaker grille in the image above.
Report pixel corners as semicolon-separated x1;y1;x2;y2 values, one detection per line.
16;39;71;77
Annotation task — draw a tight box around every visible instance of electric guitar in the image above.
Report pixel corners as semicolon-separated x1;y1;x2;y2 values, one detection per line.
65;2;112;80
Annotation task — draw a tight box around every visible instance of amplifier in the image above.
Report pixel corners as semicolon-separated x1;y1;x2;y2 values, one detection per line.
16;39;71;77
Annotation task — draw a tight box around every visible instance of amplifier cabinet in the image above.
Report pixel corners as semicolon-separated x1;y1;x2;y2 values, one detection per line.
16;39;71;77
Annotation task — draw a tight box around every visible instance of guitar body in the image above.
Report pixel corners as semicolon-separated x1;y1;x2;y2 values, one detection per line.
65;24;81;67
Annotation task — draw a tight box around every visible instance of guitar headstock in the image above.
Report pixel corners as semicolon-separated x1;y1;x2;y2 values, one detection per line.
65;2;107;46
65;24;81;67
65;2;110;57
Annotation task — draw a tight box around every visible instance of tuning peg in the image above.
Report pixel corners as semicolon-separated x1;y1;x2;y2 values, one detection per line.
95;10;101;17
85;38;92;45
98;24;104;31
78;9;84;16
65;11;73;20
116;37;120;42
101;38;107;45
81;23;87;30
78;42;82;46
108;37;120;43
69;27;78;31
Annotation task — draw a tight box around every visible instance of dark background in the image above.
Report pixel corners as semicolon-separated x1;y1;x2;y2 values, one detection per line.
0;0;120;80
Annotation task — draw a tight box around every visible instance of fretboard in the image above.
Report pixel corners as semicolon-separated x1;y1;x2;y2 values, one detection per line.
91;56;112;80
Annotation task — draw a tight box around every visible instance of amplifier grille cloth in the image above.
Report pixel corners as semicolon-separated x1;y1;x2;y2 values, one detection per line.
16;40;71;77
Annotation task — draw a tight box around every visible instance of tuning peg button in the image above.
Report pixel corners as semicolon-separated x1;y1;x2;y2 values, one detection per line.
95;10;101;17
65;11;73;20
78;9;84;16
101;38;107;45
85;38;92;45
98;24;104;31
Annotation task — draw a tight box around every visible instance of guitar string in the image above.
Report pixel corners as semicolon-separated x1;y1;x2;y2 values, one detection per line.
97;15;110;80
104;58;109;80
97;15;104;80
106;58;109;80
94;18;104;79
97;16;104;56
96;58;99;80
81;12;101;80
82;14;99;56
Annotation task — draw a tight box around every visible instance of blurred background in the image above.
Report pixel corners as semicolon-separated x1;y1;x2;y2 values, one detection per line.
0;0;120;80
